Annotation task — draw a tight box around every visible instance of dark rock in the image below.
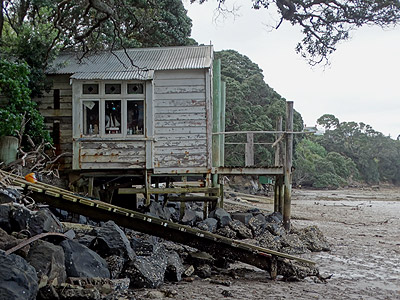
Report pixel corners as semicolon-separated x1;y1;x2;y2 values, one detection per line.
247;208;261;215
131;236;155;256
122;243;167;288
146;201;171;220
265;212;283;224
216;226;237;239
280;234;309;254
90;221;134;260
257;231;282;252
0;227;30;256
278;259;320;281
195;264;212;278
106;255;125;279
27;240;67;285
195;211;204;222
37;285;59;300
0;188;20;204
197;218;218;233
248;214;267;237
28;208;63;236
64;229;76;240
228;220;253;239
60;239;110;278
58;286;101;300
0;204;11;232
168;207;180;222
181;209;197;226
265;222;285;236
10;203;32;232
0;249;38;300
209;208;232;227
76;234;96;248
231;212;253;225
295;225;330;252
222;290;233;297
165;251;184;282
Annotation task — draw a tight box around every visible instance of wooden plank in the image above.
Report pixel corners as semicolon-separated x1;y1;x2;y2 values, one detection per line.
156;78;205;87
80;155;145;163
154;86;205;94
80;162;145;169
154;93;205;101
155;134;207;141
154;154;207;168
154;139;207;148
153;167;211;174
154;99;205;107
155;113;206;121
40;109;72;117
36;96;72;103
156;106;205;115
80;142;145;150
154;146;206;155
155;126;206;135
155;119;206;128
81;149;146;156
52;82;72;90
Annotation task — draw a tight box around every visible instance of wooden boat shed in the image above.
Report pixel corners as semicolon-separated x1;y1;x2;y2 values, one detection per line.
37;45;294;227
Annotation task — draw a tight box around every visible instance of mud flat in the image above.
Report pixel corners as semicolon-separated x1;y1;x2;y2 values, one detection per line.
137;187;400;300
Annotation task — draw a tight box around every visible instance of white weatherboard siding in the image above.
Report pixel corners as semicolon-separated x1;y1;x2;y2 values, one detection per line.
153;70;209;169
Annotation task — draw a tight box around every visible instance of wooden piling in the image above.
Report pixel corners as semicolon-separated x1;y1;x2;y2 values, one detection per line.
245;132;254;166
274;116;283;213
283;101;294;231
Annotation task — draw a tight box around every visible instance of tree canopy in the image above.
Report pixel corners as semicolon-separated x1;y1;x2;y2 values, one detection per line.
192;0;400;64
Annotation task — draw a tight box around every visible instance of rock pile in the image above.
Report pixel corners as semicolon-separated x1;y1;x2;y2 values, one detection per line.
0;187;330;299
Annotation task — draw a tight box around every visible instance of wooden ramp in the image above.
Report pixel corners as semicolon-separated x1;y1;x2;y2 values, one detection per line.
1;170;314;278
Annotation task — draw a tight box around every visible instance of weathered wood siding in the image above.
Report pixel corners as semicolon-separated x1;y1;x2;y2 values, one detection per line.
153;70;209;170
35;75;73;170
77;140;146;169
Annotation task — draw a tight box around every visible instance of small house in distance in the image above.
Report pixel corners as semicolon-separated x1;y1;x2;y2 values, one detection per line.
38;45;289;214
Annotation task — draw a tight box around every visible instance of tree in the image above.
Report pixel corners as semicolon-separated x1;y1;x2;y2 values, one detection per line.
215;50;303;166
192;0;400;64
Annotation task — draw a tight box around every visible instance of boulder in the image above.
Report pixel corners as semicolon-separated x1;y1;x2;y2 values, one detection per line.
257;231;282;252
0;204;11;232
0;188;19;204
197;218;218;233
280;234;309;255
231;212;253;225
295;225;330;252
265;212;283;224
228;220;253;239
0;249;38;300
248;214;267;237
28;208;63;236
26;240;67;285
10;203;32;232
265;222;285;236
209;208;232;227
106;255;125;279
90;221;134;260
122;243;167;288
165;251;184;282
76;234;96;248
216;226;237;239
60;239;110;278
146;201;171;220
181;209;197;226
0;227;30;256
131;235;155;256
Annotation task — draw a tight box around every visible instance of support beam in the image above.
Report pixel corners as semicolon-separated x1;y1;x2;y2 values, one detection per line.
245;132;254;167
283;101;294;230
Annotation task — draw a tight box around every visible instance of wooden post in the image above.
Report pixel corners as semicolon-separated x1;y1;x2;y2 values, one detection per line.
145;170;151;206
245;132;254;166
88;177;94;197
283;101;294;231
274;116;283;212
212;59;222;207
220;81;226;167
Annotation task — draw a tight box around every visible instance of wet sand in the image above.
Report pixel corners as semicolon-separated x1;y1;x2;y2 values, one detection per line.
136;187;400;300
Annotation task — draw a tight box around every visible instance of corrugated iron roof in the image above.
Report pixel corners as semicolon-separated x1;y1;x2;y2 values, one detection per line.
49;45;213;80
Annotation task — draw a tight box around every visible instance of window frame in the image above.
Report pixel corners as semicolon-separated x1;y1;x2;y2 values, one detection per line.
79;81;145;139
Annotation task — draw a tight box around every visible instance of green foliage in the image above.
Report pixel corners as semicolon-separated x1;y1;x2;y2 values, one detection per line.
215;50;303;166
0;59;50;144
296;114;400;187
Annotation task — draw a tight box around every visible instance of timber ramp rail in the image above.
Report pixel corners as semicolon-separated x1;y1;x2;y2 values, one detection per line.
1;170;314;279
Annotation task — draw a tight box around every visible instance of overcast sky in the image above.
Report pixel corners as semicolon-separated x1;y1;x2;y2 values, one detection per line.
183;1;400;138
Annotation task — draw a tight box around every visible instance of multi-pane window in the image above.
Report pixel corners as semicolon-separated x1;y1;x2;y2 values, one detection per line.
81;82;144;137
